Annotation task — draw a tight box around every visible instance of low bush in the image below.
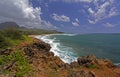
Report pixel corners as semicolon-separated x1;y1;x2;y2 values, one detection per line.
2;28;24;40
0;50;31;77
0;33;10;49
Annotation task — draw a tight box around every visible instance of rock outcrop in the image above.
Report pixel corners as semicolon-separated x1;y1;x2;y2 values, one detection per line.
77;55;115;68
22;38;120;77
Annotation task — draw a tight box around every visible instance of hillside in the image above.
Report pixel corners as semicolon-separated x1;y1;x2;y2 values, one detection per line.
0;22;20;30
0;22;62;35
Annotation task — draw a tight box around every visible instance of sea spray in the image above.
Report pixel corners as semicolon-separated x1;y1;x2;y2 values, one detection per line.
35;34;78;63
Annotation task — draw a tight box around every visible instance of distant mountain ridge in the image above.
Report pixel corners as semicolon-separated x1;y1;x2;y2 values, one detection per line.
0;22;62;34
0;22;20;30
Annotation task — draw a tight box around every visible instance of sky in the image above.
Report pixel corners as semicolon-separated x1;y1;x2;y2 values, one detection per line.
0;0;120;33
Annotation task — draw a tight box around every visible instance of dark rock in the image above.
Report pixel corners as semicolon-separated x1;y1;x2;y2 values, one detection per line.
77;54;115;68
45;52;54;57
77;55;96;67
23;47;34;57
0;48;12;55
3;59;17;70
88;71;96;77
32;42;51;52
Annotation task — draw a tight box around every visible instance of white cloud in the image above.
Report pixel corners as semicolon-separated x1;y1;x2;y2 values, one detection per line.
88;0;118;24
103;22;115;28
50;0;119;24
51;13;70;22
75;18;79;22
0;0;55;29
72;22;79;26
108;7;118;17
88;19;95;24
72;18;80;26
88;8;94;14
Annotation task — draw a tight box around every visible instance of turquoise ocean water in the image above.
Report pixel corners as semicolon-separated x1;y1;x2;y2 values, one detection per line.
36;34;120;66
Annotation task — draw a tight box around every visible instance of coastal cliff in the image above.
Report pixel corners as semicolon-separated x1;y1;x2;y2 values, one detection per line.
0;37;120;77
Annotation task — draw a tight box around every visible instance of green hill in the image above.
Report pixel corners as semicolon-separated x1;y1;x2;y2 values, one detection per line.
0;22;20;30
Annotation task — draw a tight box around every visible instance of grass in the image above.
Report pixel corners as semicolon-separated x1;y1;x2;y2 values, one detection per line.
0;28;33;49
0;28;32;76
0;28;59;76
88;64;99;69
0;50;31;77
0;33;10;49
13;50;31;77
0;29;23;49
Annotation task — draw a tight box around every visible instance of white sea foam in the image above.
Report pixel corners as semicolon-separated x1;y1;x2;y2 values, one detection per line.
35;34;77;63
115;63;120;66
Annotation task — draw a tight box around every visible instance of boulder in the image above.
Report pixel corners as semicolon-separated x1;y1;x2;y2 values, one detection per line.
77;55;96;67
32;42;51;52
77;54;115;68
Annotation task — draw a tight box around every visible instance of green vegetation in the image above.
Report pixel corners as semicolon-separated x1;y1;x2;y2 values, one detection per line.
0;28;33;49
0;28;60;76
0;50;31;77
0;28;32;76
0;33;10;49
2;28;24;40
88;64;99;69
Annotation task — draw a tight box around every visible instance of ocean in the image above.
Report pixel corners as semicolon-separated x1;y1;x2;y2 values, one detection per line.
36;34;120;66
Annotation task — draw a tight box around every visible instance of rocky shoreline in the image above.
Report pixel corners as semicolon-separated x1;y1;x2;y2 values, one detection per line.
1;37;120;77
23;37;120;77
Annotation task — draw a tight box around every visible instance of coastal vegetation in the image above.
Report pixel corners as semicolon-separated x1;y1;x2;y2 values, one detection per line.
0;27;61;77
0;28;32;77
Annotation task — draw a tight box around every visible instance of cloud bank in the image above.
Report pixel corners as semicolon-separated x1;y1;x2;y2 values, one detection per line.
0;0;55;29
51;13;70;22
50;0;119;24
88;0;119;24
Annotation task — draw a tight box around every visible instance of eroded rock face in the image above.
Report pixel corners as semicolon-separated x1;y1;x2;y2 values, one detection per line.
77;54;115;68
23;40;51;57
77;55;97;67
32;42;51;52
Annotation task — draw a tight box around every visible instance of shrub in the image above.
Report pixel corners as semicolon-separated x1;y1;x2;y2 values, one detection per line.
3;28;24;40
0;33;10;49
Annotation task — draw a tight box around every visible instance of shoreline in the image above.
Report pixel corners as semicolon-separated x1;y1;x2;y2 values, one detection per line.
32;34;78;63
30;34;120;66
31;34;119;66
32;36;120;77
27;35;120;77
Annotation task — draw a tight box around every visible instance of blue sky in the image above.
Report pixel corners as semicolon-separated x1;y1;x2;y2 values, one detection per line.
0;0;120;33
